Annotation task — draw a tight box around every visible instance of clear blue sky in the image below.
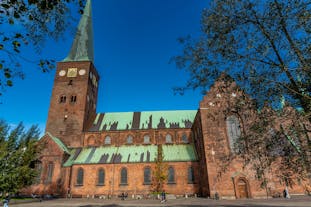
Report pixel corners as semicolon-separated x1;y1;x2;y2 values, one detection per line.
0;0;208;133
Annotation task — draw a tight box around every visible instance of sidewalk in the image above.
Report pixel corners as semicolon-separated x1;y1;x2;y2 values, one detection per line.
11;195;311;207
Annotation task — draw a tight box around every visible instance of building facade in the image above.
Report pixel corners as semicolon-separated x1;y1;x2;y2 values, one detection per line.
23;0;308;199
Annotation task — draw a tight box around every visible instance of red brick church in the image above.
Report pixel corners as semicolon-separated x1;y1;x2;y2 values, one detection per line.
23;0;307;199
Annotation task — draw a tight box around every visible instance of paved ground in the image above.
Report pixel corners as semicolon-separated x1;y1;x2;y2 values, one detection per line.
10;195;311;207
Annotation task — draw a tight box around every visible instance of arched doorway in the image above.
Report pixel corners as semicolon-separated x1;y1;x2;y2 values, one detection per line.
237;178;249;198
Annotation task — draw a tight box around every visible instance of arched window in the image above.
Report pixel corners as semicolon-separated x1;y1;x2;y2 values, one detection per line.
59;95;66;103
182;133;188;143
226;115;241;152
143;135;150;144
120;167;128;185
97;168;105;186
165;134;172;143
45;162;54;184
126;135;133;144
104;136;111;145
35;161;42;184
167;166;175;184
187;167;195;183
70;95;77;103
76;168;84;186
144;167;151;184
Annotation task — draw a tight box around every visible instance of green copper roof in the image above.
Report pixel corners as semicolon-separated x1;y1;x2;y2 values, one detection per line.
139;111;196;129
62;0;94;62
46;132;70;154
89;110;197;131
63;144;198;167
99;112;134;131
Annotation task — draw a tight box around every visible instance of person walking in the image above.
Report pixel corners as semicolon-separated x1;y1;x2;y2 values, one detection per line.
160;190;166;203
3;193;10;207
285;187;291;199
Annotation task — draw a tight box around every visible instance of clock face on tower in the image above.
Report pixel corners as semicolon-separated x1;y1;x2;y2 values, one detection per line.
59;70;66;76
67;68;78;77
79;69;86;76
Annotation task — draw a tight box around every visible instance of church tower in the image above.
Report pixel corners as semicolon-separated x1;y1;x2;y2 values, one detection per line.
46;0;99;147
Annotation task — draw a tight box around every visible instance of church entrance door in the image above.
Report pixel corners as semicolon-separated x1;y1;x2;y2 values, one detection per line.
237;178;249;198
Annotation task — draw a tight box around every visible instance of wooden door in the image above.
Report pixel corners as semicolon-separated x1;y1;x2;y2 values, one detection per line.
237;178;248;198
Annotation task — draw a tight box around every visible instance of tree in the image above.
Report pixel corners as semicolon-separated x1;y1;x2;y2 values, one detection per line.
0;0;85;95
172;0;311;117
151;144;167;193
235;104;311;189
0;120;40;194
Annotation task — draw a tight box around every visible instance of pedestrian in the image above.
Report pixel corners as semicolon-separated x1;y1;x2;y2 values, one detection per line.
3;193;10;207
67;187;71;199
215;192;219;200
285;187;290;199
163;190;166;202
160;190;166;203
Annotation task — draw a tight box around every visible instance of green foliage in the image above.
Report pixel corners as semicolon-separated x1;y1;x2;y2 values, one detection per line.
173;0;311;116
151;144;167;192
0;0;86;95
0;120;40;194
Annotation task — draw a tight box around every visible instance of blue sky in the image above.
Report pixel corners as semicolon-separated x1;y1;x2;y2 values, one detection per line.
0;0;208;133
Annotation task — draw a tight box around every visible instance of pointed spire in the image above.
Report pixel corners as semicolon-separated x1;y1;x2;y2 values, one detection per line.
62;0;94;62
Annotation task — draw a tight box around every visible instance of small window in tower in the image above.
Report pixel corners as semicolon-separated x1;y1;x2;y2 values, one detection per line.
71;95;77;103
59;95;66;103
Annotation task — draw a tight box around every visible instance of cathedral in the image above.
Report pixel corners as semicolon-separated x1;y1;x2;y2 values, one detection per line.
24;0;307;199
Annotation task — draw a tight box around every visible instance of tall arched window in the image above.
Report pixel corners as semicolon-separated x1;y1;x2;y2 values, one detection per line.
97;168;105;186
45;162;54;184
104;136;111;145
76;168;84;186
126;135;133;144
167;166;175;184
165;134;172;143
144;167;151;184
226;115;241;152
35;161;42;184
187;167;195;183
120;167;128;185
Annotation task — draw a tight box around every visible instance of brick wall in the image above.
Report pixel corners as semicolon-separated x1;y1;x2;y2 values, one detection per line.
83;128;193;147
46;61;99;147
68;162;199;197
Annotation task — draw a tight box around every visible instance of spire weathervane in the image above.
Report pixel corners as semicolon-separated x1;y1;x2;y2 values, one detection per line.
63;0;94;62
